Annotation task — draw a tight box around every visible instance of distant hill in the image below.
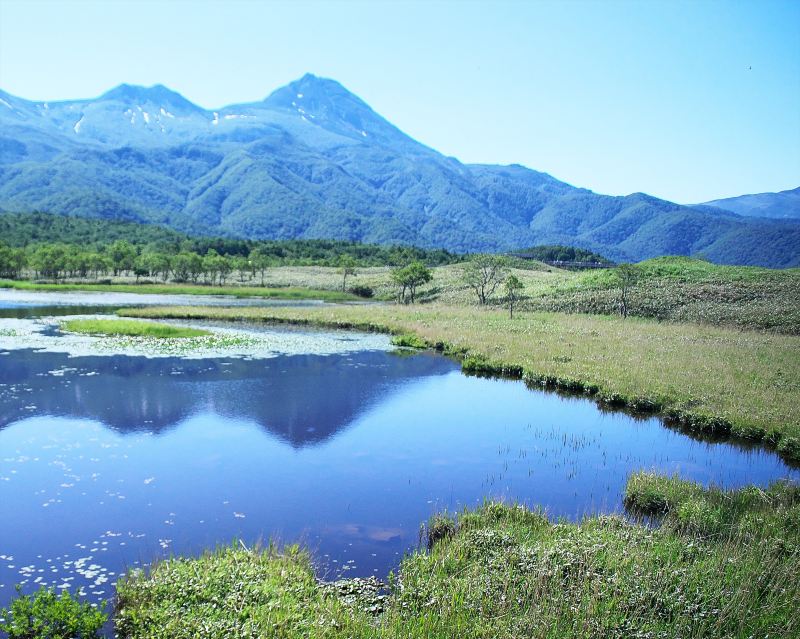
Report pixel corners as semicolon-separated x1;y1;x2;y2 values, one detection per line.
2;75;799;267
701;187;800;220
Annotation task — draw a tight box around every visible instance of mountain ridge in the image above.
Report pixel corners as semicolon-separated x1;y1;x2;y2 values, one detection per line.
701;187;800;220
1;76;799;267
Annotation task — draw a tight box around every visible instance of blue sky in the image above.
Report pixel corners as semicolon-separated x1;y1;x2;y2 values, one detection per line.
1;0;798;203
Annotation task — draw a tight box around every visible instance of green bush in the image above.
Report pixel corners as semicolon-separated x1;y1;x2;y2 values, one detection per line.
349;284;374;298
0;587;106;639
390;333;428;349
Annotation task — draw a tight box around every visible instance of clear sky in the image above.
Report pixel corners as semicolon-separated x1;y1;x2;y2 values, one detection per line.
1;0;798;203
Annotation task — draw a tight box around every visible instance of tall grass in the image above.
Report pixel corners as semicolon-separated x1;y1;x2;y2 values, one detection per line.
61;318;210;338
0;278;358;301
115;475;799;638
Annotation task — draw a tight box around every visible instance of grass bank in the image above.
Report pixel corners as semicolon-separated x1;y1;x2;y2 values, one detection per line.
0;278;358;302
227;257;800;334
61;318;210;338
115;473;799;638
118;303;800;462
526;257;800;334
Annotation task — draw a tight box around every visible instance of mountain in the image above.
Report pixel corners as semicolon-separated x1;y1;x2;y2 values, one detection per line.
701;187;800;220
2;74;799;267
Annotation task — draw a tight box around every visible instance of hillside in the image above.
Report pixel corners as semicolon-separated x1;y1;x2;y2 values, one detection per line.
2;75;799;266
702;187;800;220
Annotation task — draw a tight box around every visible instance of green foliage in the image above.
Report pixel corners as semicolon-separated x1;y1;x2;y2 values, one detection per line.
114;476;799;638
115;544;374;639
0;243;26;278
61;319;211;338
624;471;800;539
526;256;800;333
462;254;508;304
512;244;613;264
348;284;374;298
0;587;106;639
390;334;428;349
504;274;524;318
391;261;433;303
0;212;458;267
424;513;456;549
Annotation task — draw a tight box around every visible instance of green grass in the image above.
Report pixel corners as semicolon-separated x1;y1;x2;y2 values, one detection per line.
0;278;358;302
115;543;377;639
61;318;210;338
248;258;800;334
525;257;800;334
117;303;800;461
5;256;797;332
114;474;800;639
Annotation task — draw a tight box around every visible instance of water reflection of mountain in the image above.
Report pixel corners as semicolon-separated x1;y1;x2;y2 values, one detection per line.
0;349;457;447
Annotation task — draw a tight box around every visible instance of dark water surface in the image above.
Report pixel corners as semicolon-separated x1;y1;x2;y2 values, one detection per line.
0;298;797;614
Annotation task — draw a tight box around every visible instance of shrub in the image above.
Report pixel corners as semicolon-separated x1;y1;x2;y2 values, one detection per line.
391;333;428;349
424;513;456;549
349;284;374;298
0;587;106;639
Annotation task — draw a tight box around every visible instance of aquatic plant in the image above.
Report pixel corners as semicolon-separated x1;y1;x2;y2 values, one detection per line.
390;333;428;349
61;318;210;339
0;587;106;639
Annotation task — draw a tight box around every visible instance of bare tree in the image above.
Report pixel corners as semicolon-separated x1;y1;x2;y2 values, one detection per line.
338;254;358;292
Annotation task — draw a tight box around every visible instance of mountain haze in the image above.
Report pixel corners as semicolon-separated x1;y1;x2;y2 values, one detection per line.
1;75;799;267
701;187;800;220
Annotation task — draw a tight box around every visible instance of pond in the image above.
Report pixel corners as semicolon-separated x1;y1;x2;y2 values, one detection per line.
0;291;797;613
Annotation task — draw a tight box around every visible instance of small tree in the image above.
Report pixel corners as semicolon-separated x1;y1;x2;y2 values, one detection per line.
171;251;202;282
392;261;432;304
462;254;508;305
614;263;641;318
232;256;251;283
107;240;137;277
504;274;524;318
338;254;358;292
249;246;273;286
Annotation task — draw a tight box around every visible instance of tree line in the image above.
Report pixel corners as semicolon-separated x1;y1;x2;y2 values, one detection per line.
0;238;457;286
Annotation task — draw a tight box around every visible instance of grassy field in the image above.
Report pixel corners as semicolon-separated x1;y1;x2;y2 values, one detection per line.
119;302;800;462
0;278;358;302
114;473;799;639
61;318;210;338
6;256;797;332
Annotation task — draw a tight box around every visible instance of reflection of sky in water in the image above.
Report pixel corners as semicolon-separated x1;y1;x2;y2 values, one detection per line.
0;302;798;614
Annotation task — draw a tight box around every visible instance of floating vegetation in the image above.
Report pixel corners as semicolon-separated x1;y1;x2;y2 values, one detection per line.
61;319;210;339
0;314;391;360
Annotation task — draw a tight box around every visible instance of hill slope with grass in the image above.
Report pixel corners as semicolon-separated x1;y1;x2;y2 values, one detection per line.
2;77;799;266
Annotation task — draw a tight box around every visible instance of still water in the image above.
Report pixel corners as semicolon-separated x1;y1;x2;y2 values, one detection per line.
0;294;797;612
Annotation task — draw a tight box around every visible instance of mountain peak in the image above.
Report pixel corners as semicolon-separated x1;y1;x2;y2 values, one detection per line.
263;74;361;108
261;73;414;147
99;84;203;114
